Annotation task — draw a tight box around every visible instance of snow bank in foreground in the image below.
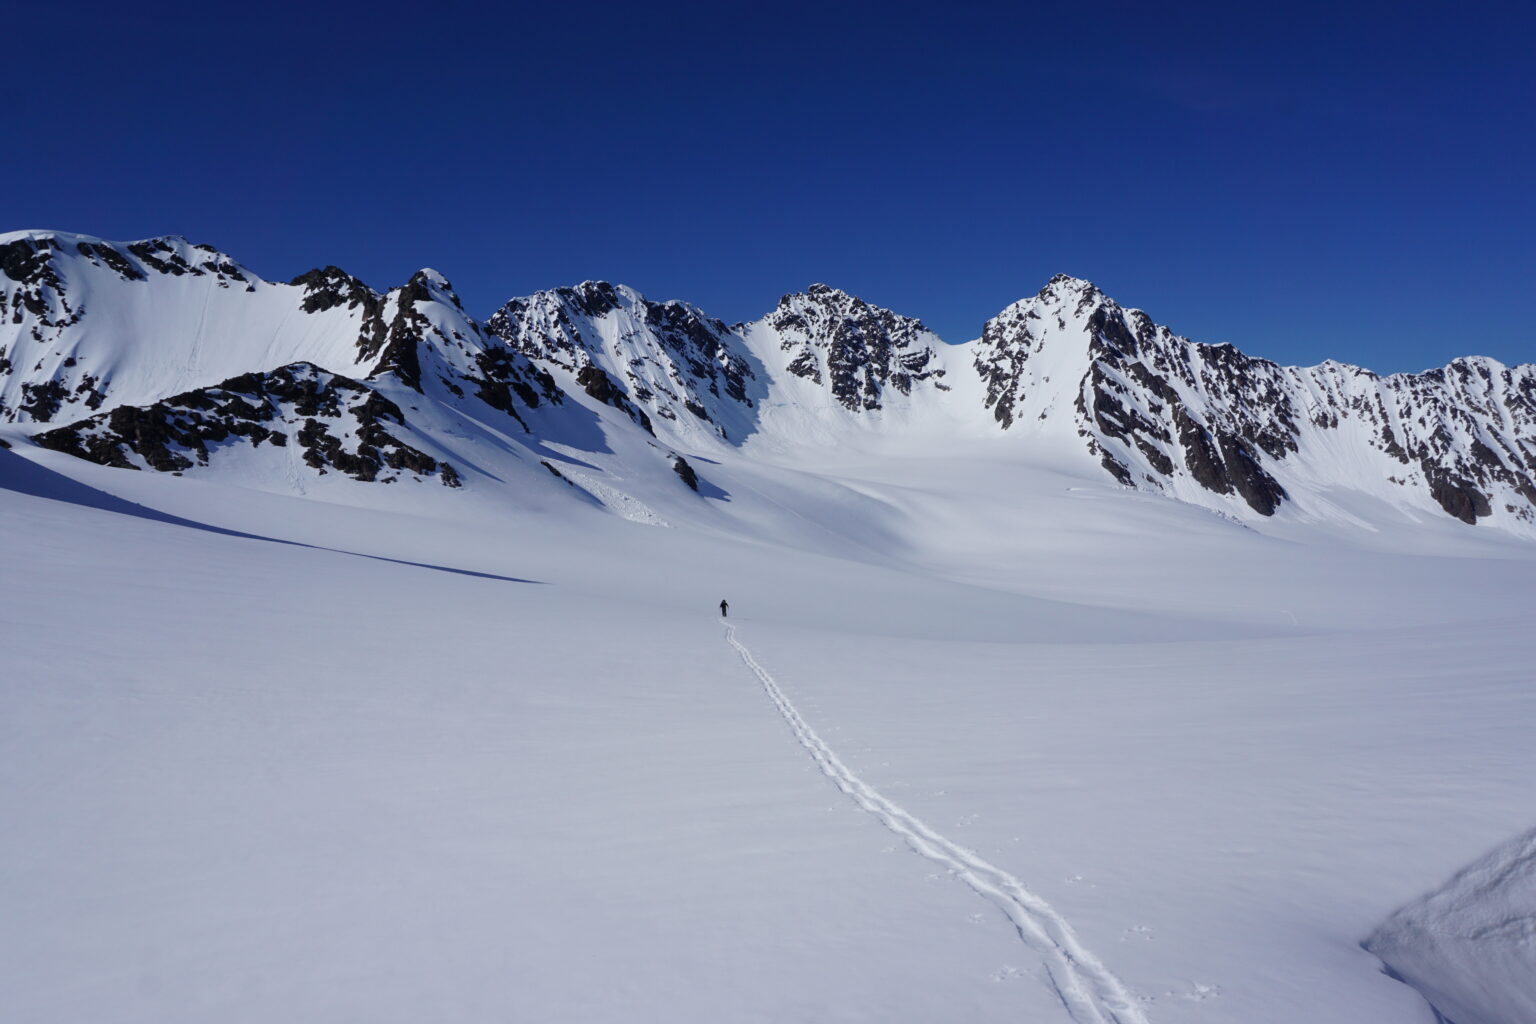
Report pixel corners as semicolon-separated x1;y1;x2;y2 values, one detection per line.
1365;827;1536;1024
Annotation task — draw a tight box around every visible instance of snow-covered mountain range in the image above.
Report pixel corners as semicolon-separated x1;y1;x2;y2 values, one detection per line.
4;229;1533;533
7;231;1536;1024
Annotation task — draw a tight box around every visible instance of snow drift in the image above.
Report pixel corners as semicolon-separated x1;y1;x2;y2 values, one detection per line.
1366;828;1536;1024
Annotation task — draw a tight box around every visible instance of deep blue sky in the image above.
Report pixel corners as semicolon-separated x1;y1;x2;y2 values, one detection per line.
10;1;1533;372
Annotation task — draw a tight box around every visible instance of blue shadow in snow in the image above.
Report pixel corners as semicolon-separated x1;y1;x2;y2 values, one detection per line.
695;474;731;501
0;445;542;585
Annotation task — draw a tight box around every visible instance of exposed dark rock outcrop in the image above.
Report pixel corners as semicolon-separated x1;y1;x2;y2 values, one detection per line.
1;237;66;293
32;363;460;486
576;364;654;435
291;266;377;314
19;380;69;423
672;455;699;491
1426;469;1493;524
0;236;80;328
765;283;947;412
74;241;145;281
974;275;1525;523
486;282;756;438
361;273;435;392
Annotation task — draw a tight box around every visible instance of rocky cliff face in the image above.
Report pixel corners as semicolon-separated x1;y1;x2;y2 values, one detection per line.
973;275;1536;524
5;230;1534;533
31;362;459;486
486;282;757;440
973;276;1290;515
754;283;949;412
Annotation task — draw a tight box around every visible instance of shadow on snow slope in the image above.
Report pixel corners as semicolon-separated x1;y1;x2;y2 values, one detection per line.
0;446;542;585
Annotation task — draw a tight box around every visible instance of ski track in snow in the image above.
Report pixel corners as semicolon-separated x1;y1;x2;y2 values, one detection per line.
724;623;1150;1024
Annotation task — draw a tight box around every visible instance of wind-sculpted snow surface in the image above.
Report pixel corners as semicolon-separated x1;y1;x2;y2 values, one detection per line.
1365;828;1536;1024
5;229;1536;534
724;624;1149;1024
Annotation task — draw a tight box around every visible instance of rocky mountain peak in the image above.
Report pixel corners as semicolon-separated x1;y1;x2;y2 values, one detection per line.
556;280;627;319
776;283;885;315
757;285;947;412
798;282;854;302
484;282;757;441
1;232;254;304
1043;272;1099;293
408;269;466;311
291;266;378;313
0;233;65;285
1041;275;1119;324
401;268;465;311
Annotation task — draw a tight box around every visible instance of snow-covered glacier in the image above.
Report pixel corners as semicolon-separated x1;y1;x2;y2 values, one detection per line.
2;230;1533;1023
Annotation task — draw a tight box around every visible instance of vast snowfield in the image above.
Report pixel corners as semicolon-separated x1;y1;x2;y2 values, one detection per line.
4;429;1533;1023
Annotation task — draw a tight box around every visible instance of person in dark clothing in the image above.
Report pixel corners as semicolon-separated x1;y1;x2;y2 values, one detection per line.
720;599;729;618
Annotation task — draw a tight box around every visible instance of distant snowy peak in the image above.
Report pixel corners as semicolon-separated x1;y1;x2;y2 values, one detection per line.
485;281;759;441
0;232;491;427
0;233;266;425
284;264;567;435
483;280;953;440
0;233;257;341
973;273;1104;430
753;283;948;412
0;231;254;346
1;231;257;292
975;275;1293;514
1358;357;1536;522
1084;305;1536;524
290;265;378;314
1076;290;1291;515
973;274;1536;522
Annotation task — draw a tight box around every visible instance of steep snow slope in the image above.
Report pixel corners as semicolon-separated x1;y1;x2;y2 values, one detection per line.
0;231;389;422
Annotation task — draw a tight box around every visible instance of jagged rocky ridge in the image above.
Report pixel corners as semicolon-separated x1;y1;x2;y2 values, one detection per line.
32;363;460;486
3;230;1534;530
486;281;751;439
974;275;1536;523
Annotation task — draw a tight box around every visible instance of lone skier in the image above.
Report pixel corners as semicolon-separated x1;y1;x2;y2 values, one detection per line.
720;599;729;618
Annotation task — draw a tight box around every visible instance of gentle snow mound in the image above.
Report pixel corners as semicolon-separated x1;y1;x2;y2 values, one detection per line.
1365;827;1536;1024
